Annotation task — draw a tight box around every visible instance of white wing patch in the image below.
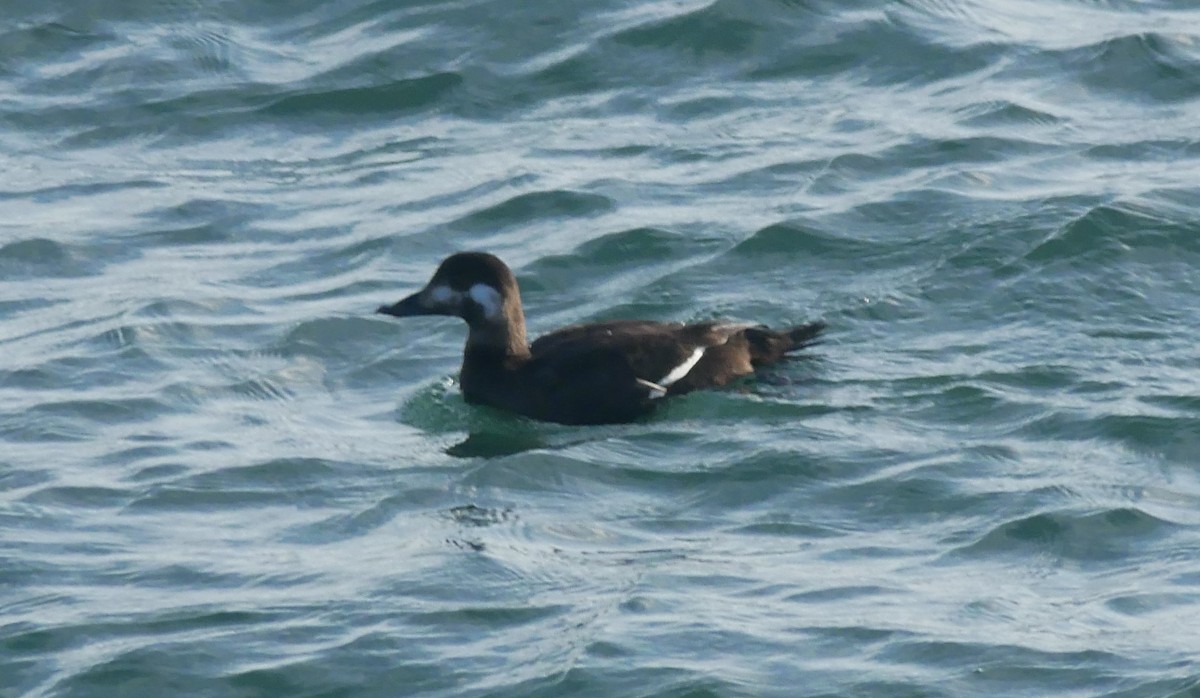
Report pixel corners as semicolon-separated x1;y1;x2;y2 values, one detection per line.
468;283;503;320
637;378;668;399
658;347;706;387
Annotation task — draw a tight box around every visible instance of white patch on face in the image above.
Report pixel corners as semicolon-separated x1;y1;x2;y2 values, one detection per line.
425;284;462;308
468;283;503;320
659;347;706;387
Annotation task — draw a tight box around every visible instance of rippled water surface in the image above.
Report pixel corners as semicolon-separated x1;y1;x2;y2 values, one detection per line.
4;0;1200;696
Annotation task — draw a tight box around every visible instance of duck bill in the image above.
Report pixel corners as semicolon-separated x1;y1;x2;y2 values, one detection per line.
376;290;436;317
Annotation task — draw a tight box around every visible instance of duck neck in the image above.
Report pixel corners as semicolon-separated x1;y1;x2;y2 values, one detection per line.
460;318;529;406
463;316;530;363
463;288;529;361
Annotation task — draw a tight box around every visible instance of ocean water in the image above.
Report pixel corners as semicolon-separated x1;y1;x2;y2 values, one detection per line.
3;0;1200;695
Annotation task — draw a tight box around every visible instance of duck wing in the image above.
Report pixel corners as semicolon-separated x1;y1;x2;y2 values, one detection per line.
530;320;754;390
519;342;657;424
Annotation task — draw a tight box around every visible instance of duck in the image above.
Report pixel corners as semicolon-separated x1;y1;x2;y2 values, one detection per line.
376;252;825;425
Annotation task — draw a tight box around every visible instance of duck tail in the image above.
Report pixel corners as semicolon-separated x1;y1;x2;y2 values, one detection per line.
783;321;826;352
743;321;826;366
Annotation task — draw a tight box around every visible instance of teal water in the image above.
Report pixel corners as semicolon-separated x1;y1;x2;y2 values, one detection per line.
4;0;1200;696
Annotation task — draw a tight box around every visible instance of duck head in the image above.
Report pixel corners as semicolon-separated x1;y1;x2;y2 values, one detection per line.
377;252;528;354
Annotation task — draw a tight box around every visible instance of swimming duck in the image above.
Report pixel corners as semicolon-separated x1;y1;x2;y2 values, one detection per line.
376;252;824;425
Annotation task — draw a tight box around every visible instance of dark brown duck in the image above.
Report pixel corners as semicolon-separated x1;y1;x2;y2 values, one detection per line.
377;252;825;425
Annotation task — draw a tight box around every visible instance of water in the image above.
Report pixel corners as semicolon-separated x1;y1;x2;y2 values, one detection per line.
3;0;1200;695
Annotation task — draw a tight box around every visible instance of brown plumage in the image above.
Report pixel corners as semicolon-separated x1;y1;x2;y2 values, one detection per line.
377;252;825;425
